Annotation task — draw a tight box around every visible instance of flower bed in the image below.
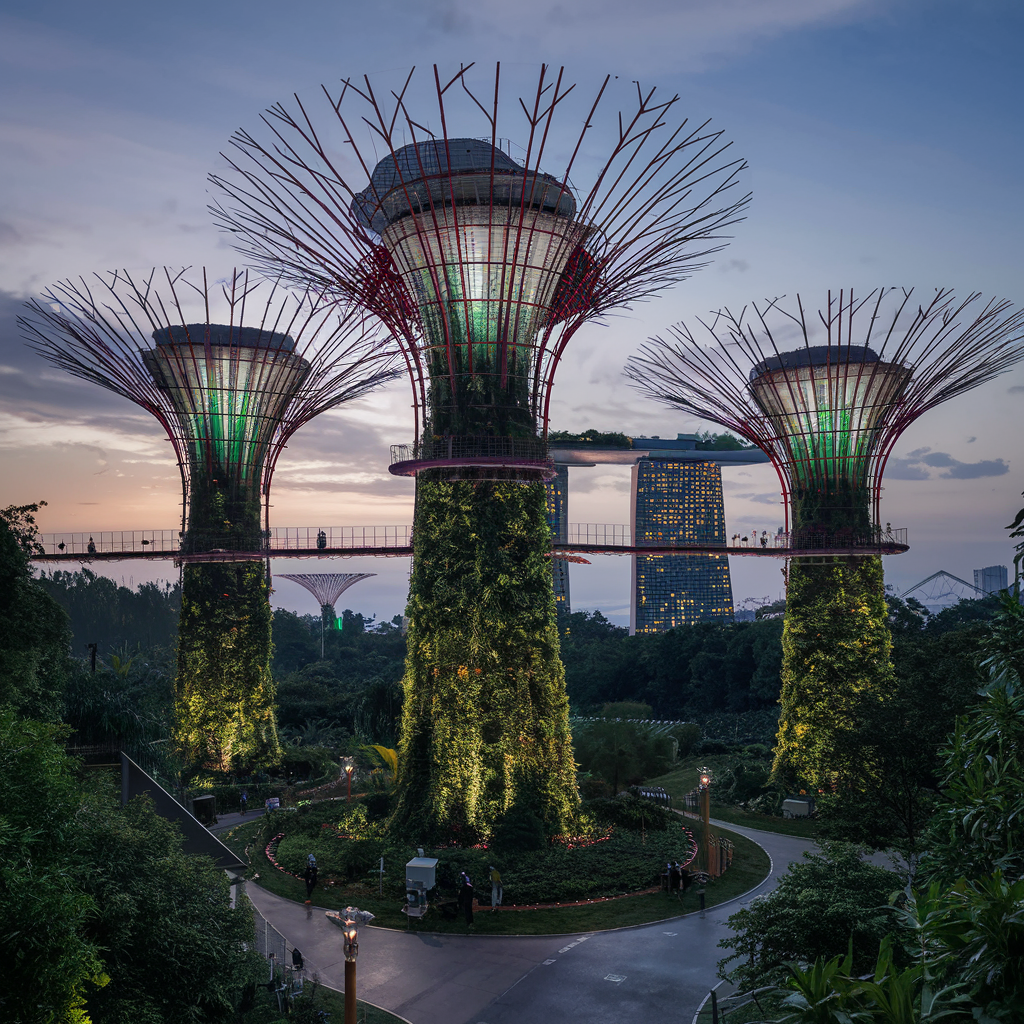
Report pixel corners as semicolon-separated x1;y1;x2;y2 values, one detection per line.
266;802;697;907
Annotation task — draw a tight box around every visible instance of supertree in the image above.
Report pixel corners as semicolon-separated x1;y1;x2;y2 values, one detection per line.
210;62;750;841
21;268;395;774
627;288;1024;788
277;572;376;658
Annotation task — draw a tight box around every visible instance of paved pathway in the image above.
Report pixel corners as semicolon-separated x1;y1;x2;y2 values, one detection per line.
244;821;817;1024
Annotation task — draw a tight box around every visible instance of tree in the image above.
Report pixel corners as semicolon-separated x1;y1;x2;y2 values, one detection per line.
816;601;986;872
718;842;903;989
75;789;266;1023
0;710;106;1024
0;503;71;722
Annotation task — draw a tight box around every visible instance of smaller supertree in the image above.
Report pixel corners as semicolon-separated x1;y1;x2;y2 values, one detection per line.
21;269;396;774
627;288;1024;788
277;573;376;657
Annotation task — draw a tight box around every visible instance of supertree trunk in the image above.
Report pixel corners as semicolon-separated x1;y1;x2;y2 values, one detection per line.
773;555;894;790
176;558;280;774
392;477;577;842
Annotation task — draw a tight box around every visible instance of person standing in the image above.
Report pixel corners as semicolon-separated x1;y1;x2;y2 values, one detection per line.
240;789;248;815
458;872;474;926
304;854;318;903
489;866;503;911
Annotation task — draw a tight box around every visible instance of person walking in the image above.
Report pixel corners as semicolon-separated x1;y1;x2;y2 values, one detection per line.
304;854;318;903
239;789;248;815
458;871;474;926
489;865;503;911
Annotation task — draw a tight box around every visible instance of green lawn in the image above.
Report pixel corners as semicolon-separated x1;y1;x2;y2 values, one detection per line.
224;820;770;936
645;761;820;840
316;987;406;1024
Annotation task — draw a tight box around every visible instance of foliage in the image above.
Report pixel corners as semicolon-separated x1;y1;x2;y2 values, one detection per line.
572;717;677;791
0;710;106;1024
36;569;181;661
771;938;970;1024
490;801;549;853
548;429;632;447
586;793;674;832
773;557;896;790
176;561;281;777
272;812;697;906
718;842;904;989
695;430;756;451
74;789;267;1024
0;504;72;722
921;680;1024;888
62;647;173;757
559;611;784;718
895;873;1024;1021
392;478;577;843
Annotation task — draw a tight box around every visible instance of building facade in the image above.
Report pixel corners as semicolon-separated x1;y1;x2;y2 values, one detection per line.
974;564;1009;595
630;443;735;634
545;464;571;613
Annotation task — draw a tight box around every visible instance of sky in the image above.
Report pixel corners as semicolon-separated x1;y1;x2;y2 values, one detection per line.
1;0;1022;625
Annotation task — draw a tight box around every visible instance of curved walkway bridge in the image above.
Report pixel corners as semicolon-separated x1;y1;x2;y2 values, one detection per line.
31;525;909;563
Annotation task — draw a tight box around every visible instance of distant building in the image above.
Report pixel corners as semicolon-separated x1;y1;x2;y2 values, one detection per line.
545;464;571;613
630;451;734;633
547;432;770;634
974;565;1009;595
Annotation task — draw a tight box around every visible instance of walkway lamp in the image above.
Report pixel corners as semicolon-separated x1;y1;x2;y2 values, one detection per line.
342;757;356;803
331;906;374;1024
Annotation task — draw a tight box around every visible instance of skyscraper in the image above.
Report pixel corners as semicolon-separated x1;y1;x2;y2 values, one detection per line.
974;565;1008;595
631;454;734;633
545;464;571;613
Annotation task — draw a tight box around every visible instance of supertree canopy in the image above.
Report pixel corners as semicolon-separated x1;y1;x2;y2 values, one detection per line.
21;268;395;775
277;573;376;657
22;268;395;555
627;288;1024;787
210;63;750;841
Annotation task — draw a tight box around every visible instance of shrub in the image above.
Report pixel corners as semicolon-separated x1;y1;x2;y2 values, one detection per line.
585;794;672;832
491;803;548;854
718;841;902;988
674;723;701;758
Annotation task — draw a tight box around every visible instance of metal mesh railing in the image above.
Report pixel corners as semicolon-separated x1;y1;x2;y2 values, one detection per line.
390;435;551;466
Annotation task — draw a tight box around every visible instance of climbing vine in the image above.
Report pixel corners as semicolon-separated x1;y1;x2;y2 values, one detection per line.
175;560;281;776
772;555;895;791
391;477;578;844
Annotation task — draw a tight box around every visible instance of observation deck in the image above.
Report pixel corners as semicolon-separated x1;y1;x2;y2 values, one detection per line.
30;525;908;563
389;436;556;481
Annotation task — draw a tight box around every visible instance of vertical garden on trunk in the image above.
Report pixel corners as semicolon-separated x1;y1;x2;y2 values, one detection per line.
393;478;577;843
176;560;280;774
773;556;895;790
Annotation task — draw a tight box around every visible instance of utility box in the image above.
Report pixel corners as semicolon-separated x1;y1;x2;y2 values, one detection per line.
192;794;217;825
404;856;439;919
782;797;815;818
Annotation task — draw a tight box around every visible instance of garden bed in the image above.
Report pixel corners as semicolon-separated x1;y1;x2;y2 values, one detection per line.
224;801;770;935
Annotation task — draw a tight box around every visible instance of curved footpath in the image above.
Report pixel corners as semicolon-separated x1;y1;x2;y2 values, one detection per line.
238;820;815;1024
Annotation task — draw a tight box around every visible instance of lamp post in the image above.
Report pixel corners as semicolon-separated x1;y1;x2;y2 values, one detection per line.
340;906;374;1024
342;757;355;803
698;768;712;875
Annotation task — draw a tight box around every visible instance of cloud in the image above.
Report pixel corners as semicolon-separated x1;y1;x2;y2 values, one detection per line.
888;447;1009;481
733;492;780;505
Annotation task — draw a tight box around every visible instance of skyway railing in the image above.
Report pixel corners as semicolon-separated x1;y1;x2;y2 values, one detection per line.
31;524;909;561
